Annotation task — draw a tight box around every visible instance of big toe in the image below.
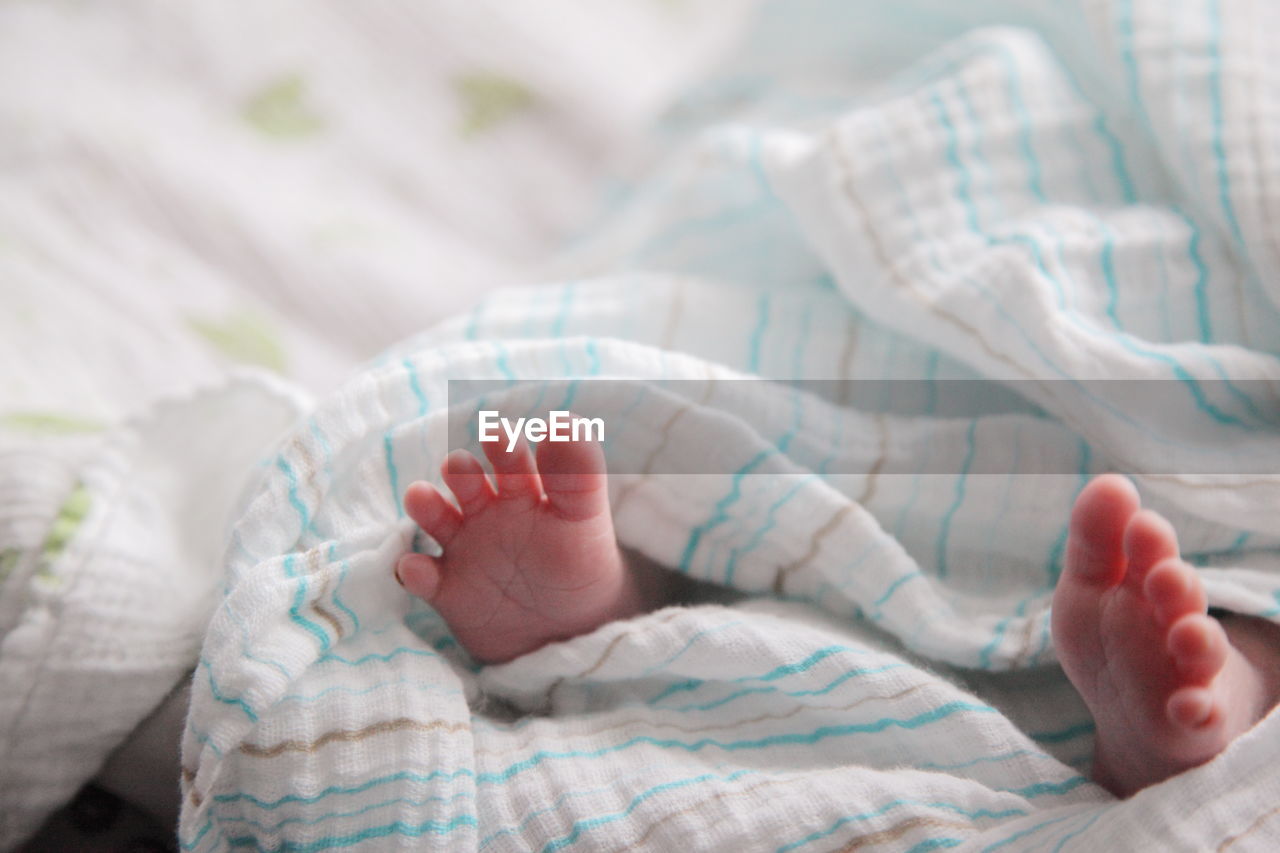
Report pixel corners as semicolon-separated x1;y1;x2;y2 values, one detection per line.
1063;474;1141;588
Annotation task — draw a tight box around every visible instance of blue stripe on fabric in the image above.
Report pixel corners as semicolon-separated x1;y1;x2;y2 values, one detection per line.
904;841;964;853
1045;438;1091;586
317;645;442;666
637;620;747;677
1116;0;1145;124
815;537;889;611
223;814;478;852
1036;218;1257;429
186;717;225;759
1205;0;1245;245
743;644;878;683
954;79;999;218
471;701;997;787
647;643;880;704
491;341;515;383
179;817;212;850
935;419;977;578
479;764;743;849
464;297;486;341
996;48;1046;203
931;90;982;233
1099;210;1247;411
326;543;360;635
1048;812;1102;853
212;768;476;808
652;664;907;713
276;456;311;532
558;341;576;386
213;699;1070;829
1098;232;1121;327
979;810;1088;852
463;302;483;343
872;572;921;612
278;676;462;705
224;599;292;680
891;434;933;542
1116;3;1219;343
724;475;814;585
663;667;900;713
1004;776;1089;798
779;306;812;453
383;434;402;519
550;283;577;337
1051;49;1136;203
539;769;757;852
679;448;775;572
915;748;1056;773
1028;721;1094;744
403;358;428;415
924;350;939;413
284;553;331;652
216;790;474;835
198;657;257;723
748;291;771;374
977;598;1025;671
1173;205;1214;344
776;798;1026;853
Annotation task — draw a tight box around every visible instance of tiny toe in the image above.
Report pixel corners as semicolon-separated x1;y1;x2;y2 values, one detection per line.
1065;474;1140;586
441;450;495;515
481;435;542;502
1167;613;1228;684
1144;559;1207;627
1167;686;1219;730
404;481;464;546
397;553;442;602
1122;509;1180;590
536;427;610;521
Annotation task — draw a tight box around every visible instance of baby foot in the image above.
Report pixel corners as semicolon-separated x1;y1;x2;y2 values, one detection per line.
1052;474;1280;797
396;430;646;664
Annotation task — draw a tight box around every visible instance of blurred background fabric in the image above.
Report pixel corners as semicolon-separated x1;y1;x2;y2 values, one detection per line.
0;1;754;846
0;0;752;419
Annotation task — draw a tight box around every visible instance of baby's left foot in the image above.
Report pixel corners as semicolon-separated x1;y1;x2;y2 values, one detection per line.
396;432;647;664
1053;474;1280;797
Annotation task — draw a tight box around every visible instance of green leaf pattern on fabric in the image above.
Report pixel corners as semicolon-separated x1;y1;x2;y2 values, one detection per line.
187;309;287;373
0;412;105;435
455;71;536;136
243;74;324;139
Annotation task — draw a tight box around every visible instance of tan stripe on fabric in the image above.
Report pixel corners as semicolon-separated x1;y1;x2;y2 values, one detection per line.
774;504;855;595
834;815;974;851
239;717;468;757
1216;802;1280;851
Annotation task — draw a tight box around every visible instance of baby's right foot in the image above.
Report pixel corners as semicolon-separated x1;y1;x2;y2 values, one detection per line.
1052;474;1280;797
396;432;648;664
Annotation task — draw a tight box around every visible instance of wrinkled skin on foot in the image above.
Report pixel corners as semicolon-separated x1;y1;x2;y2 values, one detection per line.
1053;474;1280;797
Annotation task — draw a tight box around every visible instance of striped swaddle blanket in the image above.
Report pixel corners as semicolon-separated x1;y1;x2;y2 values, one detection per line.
183;1;1280;850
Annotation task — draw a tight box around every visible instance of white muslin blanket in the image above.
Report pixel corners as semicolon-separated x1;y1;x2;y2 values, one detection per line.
67;1;1280;850
182;1;1280;848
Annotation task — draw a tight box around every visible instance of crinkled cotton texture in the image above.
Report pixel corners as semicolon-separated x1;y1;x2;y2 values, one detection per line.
183;1;1280;851
0;373;307;850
